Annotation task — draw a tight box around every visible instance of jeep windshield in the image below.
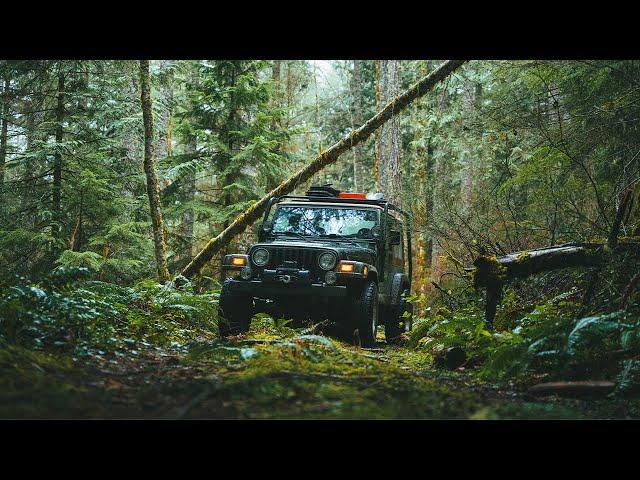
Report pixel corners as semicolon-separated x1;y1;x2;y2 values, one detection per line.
271;205;379;239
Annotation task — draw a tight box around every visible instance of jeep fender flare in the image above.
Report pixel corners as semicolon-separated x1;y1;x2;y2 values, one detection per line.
363;263;378;282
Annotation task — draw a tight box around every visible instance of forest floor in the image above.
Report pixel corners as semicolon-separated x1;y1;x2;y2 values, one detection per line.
2;319;635;419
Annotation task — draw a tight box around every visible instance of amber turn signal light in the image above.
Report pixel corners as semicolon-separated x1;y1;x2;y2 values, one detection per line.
338;262;355;273
231;256;247;266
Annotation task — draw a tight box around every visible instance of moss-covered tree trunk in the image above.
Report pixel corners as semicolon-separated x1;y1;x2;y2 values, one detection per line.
139;60;171;282
430;88;449;285
180;60;466;279
375;60;402;207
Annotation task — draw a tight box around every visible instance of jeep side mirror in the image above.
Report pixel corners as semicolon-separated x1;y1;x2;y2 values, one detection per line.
370;225;381;239
257;221;273;241
390;230;401;245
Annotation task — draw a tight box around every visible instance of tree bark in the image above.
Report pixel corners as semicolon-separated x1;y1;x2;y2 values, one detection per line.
460;79;478;210
430;89;449;285
272;60;281;89
155;60;173;162
181;60;466;279
350;60;364;191
375;60;402;207
218;62;239;282
139;60;171;282
52;69;65;243
180;150;196;267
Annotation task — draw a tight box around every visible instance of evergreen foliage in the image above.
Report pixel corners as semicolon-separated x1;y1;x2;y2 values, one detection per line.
1;59;640;417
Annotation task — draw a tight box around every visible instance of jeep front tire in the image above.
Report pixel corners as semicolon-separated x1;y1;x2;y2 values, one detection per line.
218;279;253;337
353;280;378;348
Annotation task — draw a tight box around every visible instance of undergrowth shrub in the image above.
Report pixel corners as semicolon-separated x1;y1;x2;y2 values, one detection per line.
410;283;640;383
0;267;219;356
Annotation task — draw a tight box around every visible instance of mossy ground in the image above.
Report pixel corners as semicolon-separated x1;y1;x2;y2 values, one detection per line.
2;314;637;419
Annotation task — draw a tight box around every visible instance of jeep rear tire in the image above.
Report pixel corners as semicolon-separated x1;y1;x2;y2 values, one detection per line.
218;279;253;337
384;288;412;345
353;280;378;348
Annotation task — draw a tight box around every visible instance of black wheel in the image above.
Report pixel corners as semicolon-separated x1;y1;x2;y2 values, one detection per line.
218;279;253;337
353;280;379;348
384;287;412;345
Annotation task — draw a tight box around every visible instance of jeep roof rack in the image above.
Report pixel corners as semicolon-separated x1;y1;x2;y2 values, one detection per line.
305;184;341;198
275;184;409;219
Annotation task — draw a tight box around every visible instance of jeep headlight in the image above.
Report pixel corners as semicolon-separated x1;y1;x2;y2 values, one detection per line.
318;252;337;270
252;248;269;267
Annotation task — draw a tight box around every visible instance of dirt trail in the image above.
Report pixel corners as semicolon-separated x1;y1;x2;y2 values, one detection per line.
2;330;629;419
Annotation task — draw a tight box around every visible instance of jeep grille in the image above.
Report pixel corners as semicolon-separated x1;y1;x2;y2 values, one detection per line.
264;247;322;271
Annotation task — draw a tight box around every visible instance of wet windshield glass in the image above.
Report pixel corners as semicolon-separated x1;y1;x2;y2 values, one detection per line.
272;206;379;238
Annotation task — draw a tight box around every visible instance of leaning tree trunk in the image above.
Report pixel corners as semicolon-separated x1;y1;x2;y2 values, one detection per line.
139;60;171;282
375;60;402;207
180;60;466;279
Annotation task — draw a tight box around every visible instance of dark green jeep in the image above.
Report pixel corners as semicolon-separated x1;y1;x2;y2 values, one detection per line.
217;185;413;347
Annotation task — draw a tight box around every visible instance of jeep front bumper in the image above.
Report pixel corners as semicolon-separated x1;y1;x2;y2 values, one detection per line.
225;278;348;297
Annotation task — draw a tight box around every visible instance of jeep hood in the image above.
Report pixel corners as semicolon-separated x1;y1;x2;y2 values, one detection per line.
250;239;376;264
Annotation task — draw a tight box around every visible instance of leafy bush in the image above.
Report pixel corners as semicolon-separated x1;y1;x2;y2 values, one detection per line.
0;269;218;356
409;280;640;383
408;304;506;363
55;250;104;273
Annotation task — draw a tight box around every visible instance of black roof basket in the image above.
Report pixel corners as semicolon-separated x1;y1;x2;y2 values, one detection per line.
305;184;341;198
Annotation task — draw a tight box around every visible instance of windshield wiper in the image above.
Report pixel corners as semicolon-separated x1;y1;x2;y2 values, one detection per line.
275;231;309;241
320;233;368;249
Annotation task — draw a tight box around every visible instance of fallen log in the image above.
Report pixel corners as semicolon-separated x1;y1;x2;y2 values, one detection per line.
180;59;467;279
473;239;640;327
473;243;603;288
473;243;604;327
528;380;615;398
